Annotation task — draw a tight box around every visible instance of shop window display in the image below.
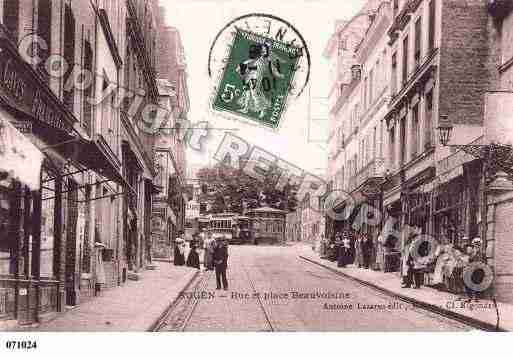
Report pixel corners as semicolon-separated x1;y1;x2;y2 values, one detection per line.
40;175;55;278
0;178;14;275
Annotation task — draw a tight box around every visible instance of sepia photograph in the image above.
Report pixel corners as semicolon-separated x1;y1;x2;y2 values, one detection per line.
0;0;512;356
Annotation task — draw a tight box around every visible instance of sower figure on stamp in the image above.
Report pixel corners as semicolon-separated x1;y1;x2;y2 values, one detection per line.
236;41;284;119
213;236;229;290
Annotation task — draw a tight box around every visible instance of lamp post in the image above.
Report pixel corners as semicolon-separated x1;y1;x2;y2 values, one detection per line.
436;118;513;260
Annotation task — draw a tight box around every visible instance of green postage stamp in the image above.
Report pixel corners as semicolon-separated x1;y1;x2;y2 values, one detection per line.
212;29;301;130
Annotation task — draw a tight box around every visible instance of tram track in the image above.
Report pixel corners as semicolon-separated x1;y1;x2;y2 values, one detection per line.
151;271;208;332
239;261;276;332
153;250;475;331
153;261;276;332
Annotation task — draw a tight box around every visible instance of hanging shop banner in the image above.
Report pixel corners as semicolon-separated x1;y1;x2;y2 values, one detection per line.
0;114;44;190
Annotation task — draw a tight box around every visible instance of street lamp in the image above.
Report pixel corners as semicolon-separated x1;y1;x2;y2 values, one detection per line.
351;64;362;82
436;116;453;146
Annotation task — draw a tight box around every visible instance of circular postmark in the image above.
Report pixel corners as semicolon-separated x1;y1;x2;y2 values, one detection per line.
208;13;311;130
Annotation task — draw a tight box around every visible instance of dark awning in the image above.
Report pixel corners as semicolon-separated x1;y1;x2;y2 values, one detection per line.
56;138;136;196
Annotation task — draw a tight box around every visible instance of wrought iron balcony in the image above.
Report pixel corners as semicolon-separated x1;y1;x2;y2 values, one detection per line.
348;158;386;193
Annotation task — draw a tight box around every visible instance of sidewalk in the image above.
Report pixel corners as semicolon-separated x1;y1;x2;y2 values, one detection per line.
295;244;513;331
19;262;198;331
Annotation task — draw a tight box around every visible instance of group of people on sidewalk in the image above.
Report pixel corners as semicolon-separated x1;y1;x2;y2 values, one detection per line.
315;229;487;301
316;231;374;269
173;230;229;290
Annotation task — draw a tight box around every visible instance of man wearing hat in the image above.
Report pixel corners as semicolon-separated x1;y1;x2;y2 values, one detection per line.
213;236;229;290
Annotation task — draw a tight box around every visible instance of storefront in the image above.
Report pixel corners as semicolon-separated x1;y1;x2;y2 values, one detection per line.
423;159;481;292
380;170;403;273
0;24;132;324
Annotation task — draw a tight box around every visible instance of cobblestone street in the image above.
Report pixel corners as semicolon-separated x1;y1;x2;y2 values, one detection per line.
160;245;472;331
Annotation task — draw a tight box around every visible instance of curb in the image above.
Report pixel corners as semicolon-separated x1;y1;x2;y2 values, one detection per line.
299;255;505;332
147;269;200;332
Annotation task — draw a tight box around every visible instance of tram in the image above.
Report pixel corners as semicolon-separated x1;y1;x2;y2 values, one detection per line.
208;212;253;244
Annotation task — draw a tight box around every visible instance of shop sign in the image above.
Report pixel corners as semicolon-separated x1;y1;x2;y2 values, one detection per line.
0;41;73;133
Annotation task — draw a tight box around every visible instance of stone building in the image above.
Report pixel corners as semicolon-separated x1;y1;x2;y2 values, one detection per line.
155;8;189;235
0;0;184;325
151;79;182;259
324;0;513;302
469;0;513;302
324;0;383;242
122;0;161;275
382;0;499;284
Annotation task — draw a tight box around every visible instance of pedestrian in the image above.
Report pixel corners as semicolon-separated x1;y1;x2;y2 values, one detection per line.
94;241;106;296
198;229;206;248
338;234;351;268
319;233;328;258
362;234;373;269
213;236;229;290
376;234;385;271
186;243;201;269
354;233;363;268
402;239;424;289
174;231;186;266
327;237;337;261
203;231;214;271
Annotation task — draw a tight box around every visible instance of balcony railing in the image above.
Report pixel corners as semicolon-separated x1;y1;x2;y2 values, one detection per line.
349;158;386;192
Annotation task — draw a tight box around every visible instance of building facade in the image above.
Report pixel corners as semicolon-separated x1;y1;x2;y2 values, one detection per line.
0;0;186;325
324;0;383;242
151;78;186;259
155;18;189;236
325;0;513;302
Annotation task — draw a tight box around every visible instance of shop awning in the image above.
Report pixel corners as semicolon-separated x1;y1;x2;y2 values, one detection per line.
0;112;44;190
54;137;136;197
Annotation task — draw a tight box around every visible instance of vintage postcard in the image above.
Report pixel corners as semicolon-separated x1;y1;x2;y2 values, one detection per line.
1;1;513;355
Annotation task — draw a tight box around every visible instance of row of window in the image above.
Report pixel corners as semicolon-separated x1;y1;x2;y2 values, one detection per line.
391;0;436;95
362;49;388;113
2;0;158;147
388;88;434;168
331;89;435;189
330;0;438;187
2;0;95;134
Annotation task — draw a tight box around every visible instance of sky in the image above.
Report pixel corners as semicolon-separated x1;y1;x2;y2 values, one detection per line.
162;0;365;177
